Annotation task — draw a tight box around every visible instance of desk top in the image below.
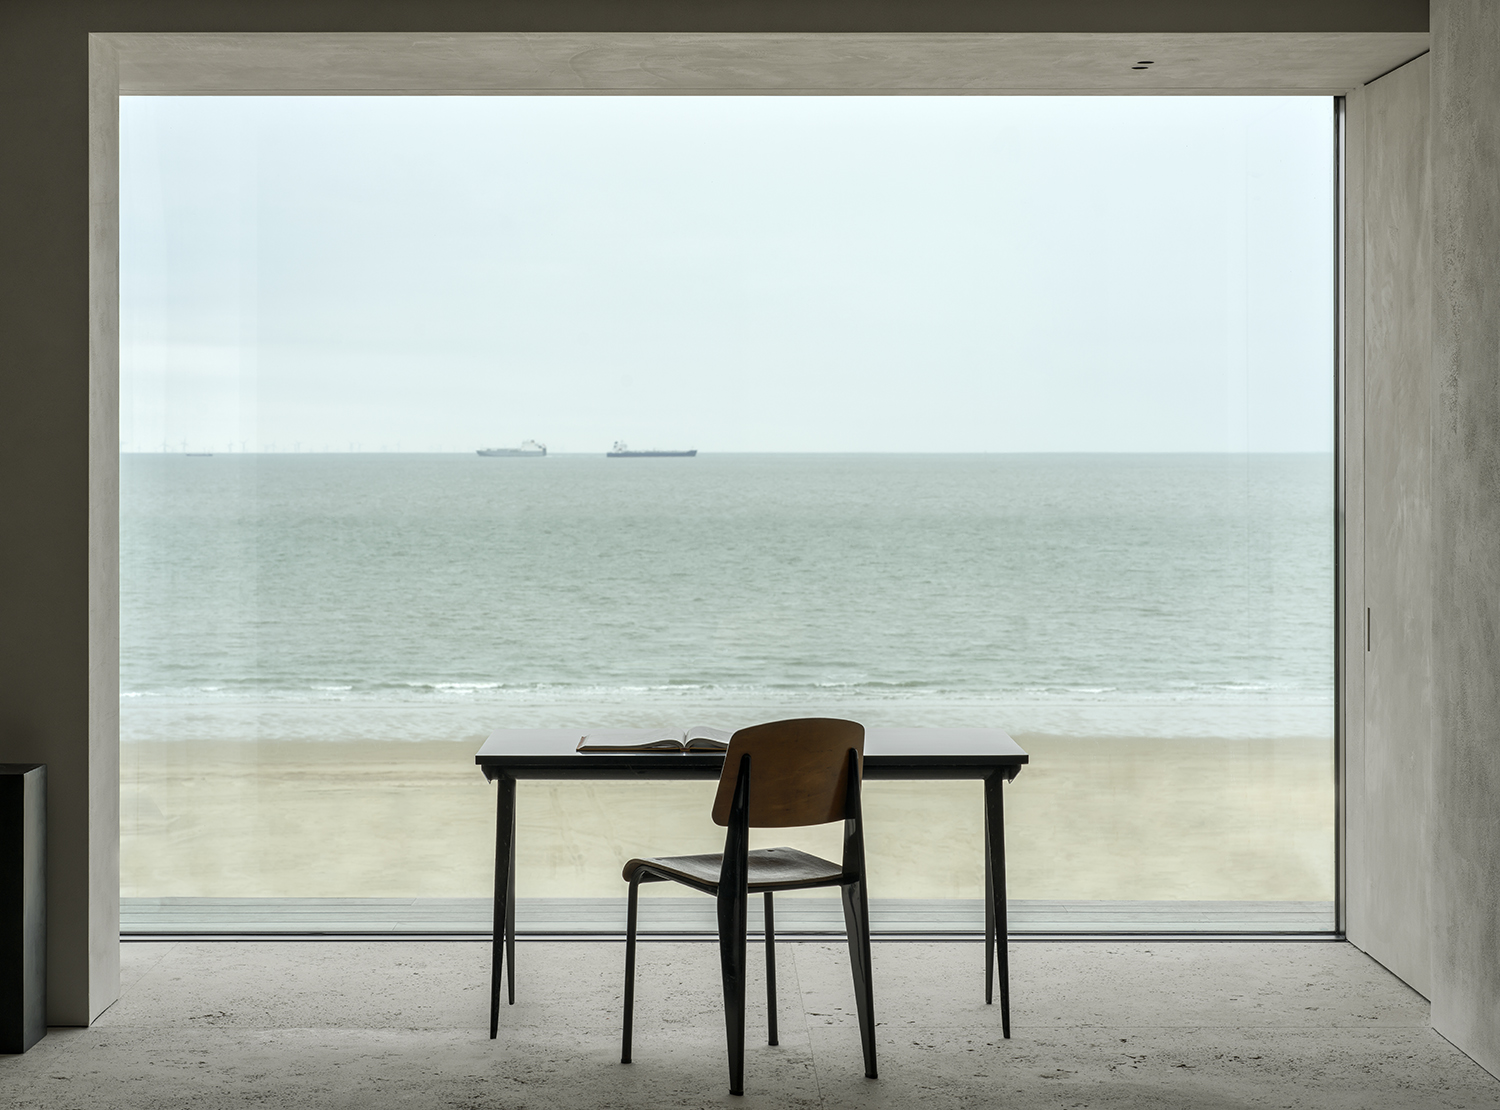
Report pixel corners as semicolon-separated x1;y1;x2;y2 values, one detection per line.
475;727;1027;782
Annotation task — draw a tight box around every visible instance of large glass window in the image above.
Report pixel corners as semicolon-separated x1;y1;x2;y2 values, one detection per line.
121;96;1333;934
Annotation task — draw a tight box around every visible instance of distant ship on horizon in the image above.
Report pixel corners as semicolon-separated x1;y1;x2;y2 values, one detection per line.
607;441;697;458
477;440;547;457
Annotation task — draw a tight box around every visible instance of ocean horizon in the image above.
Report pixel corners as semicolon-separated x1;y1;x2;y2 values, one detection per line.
120;451;1334;744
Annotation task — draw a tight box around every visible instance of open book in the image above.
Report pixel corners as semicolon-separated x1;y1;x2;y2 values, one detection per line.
576;726;734;754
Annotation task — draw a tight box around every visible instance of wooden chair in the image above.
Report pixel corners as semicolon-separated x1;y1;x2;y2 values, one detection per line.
619;717;875;1096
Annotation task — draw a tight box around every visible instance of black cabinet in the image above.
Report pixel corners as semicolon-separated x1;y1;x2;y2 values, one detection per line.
0;764;45;1054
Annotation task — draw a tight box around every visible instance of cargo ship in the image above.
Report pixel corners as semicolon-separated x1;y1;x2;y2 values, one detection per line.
607;441;697;458
477;440;546;457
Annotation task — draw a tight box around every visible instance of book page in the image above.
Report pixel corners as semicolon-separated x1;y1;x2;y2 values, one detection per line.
683;725;733;751
576;728;687;753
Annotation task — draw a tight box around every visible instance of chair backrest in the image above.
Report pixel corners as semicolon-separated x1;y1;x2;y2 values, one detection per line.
710;717;865;828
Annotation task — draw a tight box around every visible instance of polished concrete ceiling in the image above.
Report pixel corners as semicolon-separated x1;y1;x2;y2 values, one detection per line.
106;32;1430;96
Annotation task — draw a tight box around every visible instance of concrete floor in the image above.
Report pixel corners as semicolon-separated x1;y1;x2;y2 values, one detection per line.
3;940;1498;1109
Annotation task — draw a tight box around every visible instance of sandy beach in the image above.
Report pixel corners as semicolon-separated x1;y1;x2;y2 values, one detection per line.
120;735;1333;903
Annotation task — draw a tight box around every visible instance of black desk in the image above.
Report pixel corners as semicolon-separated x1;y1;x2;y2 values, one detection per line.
475;727;1028;1040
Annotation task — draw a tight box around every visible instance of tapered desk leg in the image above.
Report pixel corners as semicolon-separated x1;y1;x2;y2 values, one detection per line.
984;813;995;1005
984;772;1011;1038
489;773;516;1039
506;798;517;1006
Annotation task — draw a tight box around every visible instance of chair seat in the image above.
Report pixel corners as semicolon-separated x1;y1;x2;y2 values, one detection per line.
623;846;845;892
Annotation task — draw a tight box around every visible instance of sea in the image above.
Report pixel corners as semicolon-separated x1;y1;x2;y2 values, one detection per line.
119;452;1335;745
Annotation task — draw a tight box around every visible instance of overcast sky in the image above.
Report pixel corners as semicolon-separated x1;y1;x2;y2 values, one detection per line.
120;95;1333;454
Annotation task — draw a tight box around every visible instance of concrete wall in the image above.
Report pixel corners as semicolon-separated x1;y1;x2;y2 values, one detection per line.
1346;54;1433;999
0;5;116;1028
1429;0;1500;1079
1348;0;1500;1076
86;34;123;1028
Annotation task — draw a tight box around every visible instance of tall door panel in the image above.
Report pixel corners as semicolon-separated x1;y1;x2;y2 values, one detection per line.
1354;53;1432;997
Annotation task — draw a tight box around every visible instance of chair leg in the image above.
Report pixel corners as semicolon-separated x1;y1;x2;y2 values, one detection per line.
764;891;778;1046
622;875;641;1064
718;883;748;1095
841;880;877;1079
